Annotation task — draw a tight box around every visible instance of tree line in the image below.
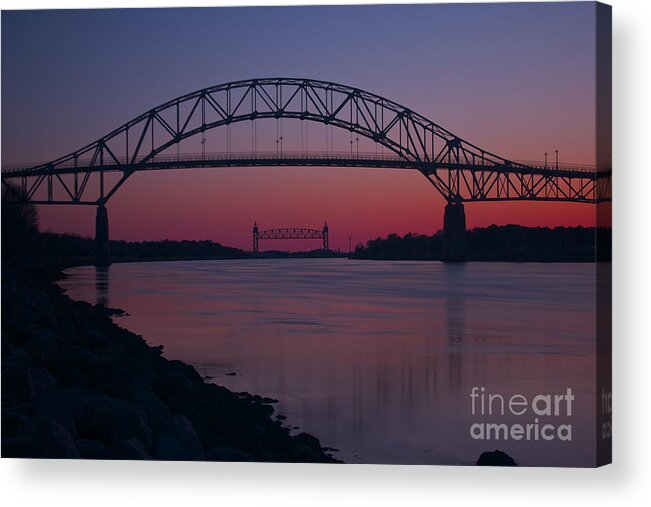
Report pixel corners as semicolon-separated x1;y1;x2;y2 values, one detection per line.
2;185;247;263
352;224;611;262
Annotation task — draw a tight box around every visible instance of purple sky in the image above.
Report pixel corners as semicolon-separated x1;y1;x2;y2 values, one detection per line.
1;3;601;250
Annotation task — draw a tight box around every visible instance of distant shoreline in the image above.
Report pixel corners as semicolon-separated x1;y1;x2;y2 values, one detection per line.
352;225;611;263
24;223;611;269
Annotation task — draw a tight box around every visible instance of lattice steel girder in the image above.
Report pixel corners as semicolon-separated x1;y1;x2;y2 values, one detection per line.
257;228;324;240
1;77;612;205
427;167;611;203
1;159;611;205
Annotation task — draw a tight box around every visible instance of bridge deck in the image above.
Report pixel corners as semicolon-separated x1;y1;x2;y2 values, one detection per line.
2;151;610;180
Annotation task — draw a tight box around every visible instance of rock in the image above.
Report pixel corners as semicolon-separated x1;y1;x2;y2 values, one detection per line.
1;340;32;366
476;449;517;466
32;421;80;459
290;432;328;462
1;407;33;437
124;386;171;433
79;394;154;449
86;356;122;388
2;268;338;463
294;432;322;450
32;387;90;435
94;305;128;317
150;344;164;356
25;329;58;365
29;367;57;396
164;360;204;383
206;445;251;462
116;438;152;460
58;343;94;366
2;436;34;457
2;365;36;401
112;407;153;449
154;415;205;460
77;439;111;459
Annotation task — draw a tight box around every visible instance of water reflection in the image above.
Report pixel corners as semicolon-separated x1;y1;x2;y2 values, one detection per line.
95;265;110;307
443;263;467;391
61;259;597;466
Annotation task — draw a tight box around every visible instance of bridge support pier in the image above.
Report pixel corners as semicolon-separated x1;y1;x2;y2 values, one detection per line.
323;221;329;252
95;205;110;266
252;221;259;257
442;202;467;262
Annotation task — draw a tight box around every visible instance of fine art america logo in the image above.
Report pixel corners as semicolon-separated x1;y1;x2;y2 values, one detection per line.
469;387;574;442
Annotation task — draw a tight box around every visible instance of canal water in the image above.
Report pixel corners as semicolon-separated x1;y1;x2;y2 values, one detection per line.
60;258;598;466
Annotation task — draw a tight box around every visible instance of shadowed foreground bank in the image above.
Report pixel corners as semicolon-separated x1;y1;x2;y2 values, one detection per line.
1;267;338;462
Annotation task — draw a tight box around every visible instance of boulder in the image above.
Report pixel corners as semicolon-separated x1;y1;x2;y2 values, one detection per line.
154;415;205;461
290;432;328;462
79;394;154;450
25;329;58;365
77;438;112;459
116;438;152;460
32;421;80;459
476;449;517;466
2;365;36;401
2;436;34;457
1;407;33;437
32;386;90;435
206;445;251;462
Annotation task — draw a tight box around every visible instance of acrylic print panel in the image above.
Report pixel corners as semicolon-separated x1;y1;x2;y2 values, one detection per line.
1;2;611;467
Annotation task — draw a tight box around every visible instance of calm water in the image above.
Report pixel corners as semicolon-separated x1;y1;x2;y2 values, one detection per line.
60;259;597;466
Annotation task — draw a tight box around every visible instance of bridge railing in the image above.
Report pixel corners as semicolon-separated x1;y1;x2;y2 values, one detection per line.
1;151;608;175
511;158;611;174
1;151;406;173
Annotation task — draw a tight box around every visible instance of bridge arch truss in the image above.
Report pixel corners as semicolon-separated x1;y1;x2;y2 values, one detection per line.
2;77;611;206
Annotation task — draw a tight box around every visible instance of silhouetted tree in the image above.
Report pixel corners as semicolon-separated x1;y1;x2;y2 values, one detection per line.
2;183;39;262
352;225;609;262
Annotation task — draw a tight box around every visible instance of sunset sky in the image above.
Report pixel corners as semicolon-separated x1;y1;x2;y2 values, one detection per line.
1;3;601;251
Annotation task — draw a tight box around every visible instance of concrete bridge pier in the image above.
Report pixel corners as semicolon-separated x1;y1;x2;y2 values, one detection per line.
442;202;467;262
322;221;329;251
95;204;110;266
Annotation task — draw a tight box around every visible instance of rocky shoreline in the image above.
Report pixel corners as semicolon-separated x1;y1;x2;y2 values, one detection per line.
1;266;339;462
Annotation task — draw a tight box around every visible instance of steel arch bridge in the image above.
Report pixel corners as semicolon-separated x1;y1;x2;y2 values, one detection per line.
252;222;329;255
0;77;611;264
